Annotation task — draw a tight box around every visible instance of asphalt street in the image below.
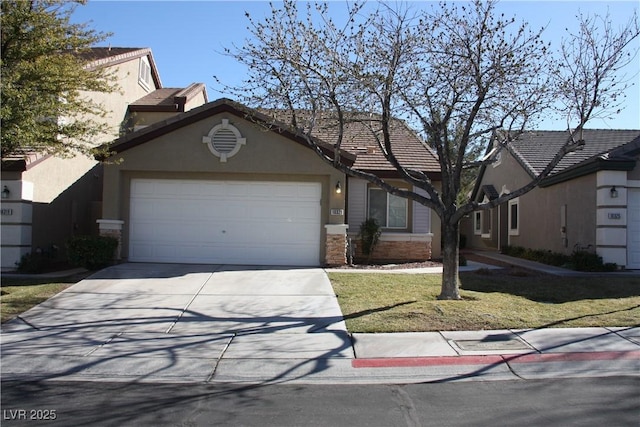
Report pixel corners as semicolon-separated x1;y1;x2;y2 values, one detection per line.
2;377;639;426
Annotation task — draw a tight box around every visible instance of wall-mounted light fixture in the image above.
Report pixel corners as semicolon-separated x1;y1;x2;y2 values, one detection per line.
335;181;342;194
1;186;10;199
610;186;618;198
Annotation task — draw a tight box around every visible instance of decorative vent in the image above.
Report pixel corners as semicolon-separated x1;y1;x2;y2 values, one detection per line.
202;119;246;162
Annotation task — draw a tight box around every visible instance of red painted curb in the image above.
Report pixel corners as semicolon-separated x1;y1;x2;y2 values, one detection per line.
352;355;504;368
352;351;640;369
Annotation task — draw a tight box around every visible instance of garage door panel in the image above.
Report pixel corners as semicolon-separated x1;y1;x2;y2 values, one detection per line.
129;179;322;266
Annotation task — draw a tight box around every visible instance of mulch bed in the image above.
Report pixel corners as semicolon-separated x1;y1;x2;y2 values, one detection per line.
333;260;443;270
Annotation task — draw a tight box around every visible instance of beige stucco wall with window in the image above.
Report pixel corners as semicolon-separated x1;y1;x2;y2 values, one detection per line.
101;113;346;262
465;149;597;254
465;149;531;250
513;174;596;254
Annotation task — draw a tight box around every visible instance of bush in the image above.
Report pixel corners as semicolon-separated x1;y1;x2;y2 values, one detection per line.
67;235;118;270
15;245;59;273
16;252;50;274
570;251;617;272
502;245;617;272
359;218;382;260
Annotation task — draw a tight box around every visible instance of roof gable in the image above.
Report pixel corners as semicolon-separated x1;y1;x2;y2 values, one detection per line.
99;98;356;165
129;83;208;113
79;47;162;89
101;99;441;177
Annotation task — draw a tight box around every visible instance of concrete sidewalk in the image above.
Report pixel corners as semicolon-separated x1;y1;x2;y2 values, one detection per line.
2;263;639;385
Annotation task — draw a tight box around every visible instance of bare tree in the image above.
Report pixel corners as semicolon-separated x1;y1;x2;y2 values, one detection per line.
223;0;639;299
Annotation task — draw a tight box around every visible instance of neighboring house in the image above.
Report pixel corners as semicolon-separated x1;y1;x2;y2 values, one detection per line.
96;98;442;267
0;47;207;271
466;129;640;269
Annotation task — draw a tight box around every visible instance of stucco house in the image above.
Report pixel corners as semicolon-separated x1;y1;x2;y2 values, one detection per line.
96;98;442;267
1;47;207;271
466;129;640;269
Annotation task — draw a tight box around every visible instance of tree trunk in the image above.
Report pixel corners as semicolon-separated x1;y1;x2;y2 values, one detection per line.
439;220;461;300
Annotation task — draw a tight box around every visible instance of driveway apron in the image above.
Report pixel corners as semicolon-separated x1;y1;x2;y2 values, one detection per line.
1;263;354;383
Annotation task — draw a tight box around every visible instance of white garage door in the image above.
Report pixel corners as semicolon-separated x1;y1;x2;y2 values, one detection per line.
129;179;322;266
628;189;640;269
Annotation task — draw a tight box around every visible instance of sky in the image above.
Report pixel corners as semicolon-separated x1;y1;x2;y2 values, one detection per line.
71;0;640;131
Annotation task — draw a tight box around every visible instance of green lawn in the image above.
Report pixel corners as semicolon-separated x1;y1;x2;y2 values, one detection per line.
1;273;89;323
329;269;640;332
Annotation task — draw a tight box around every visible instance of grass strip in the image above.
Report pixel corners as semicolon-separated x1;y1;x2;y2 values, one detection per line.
329;270;640;332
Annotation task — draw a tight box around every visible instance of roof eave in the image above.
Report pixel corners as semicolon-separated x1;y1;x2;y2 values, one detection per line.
540;156;637;187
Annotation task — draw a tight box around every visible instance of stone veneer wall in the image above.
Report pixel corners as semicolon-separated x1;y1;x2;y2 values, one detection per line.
351;237;432;263
325;233;347;266
325;224;348;266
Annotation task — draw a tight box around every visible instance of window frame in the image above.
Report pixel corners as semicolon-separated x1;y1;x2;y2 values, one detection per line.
138;57;152;91
508;198;520;236
367;187;408;230
474;211;482;235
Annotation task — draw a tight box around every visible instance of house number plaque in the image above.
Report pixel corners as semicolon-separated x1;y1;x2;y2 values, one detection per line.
608;213;621;220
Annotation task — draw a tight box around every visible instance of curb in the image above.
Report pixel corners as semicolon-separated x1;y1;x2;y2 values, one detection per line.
352;350;640;368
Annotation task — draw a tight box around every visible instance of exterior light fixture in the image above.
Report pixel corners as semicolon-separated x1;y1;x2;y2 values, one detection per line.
610;186;618;198
335;181;342;194
1;186;10;199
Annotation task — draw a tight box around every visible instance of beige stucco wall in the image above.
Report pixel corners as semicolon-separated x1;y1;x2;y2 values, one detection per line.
1;54;158;268
85;55;157;143
466;149;598;254
185;92;207;111
465;150;532;250
514;174;596;254
101;112;346;263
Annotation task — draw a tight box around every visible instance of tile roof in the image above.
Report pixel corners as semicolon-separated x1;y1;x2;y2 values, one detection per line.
509;129;640;178
129;83;208;112
260;110;440;175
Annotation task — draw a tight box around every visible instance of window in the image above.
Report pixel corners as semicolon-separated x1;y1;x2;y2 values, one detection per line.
474;210;492;238
481;210;491;238
368;188;407;228
508;198;519;235
138;57;152;90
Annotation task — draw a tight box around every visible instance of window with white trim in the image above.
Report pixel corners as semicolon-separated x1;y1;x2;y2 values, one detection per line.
368;188;407;229
474;211;482;235
138;57;152;91
508;198;519;235
481;209;492;238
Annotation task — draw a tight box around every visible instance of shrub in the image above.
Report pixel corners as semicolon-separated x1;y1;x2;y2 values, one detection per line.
16;252;50;274
570;250;617;272
15;245;59;273
359;218;382;261
502;245;617;272
67;235;118;270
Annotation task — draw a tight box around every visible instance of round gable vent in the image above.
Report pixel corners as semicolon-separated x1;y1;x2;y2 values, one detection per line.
202;119;246;162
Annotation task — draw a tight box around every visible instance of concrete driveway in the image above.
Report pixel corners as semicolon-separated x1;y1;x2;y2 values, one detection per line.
1;263;354;383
